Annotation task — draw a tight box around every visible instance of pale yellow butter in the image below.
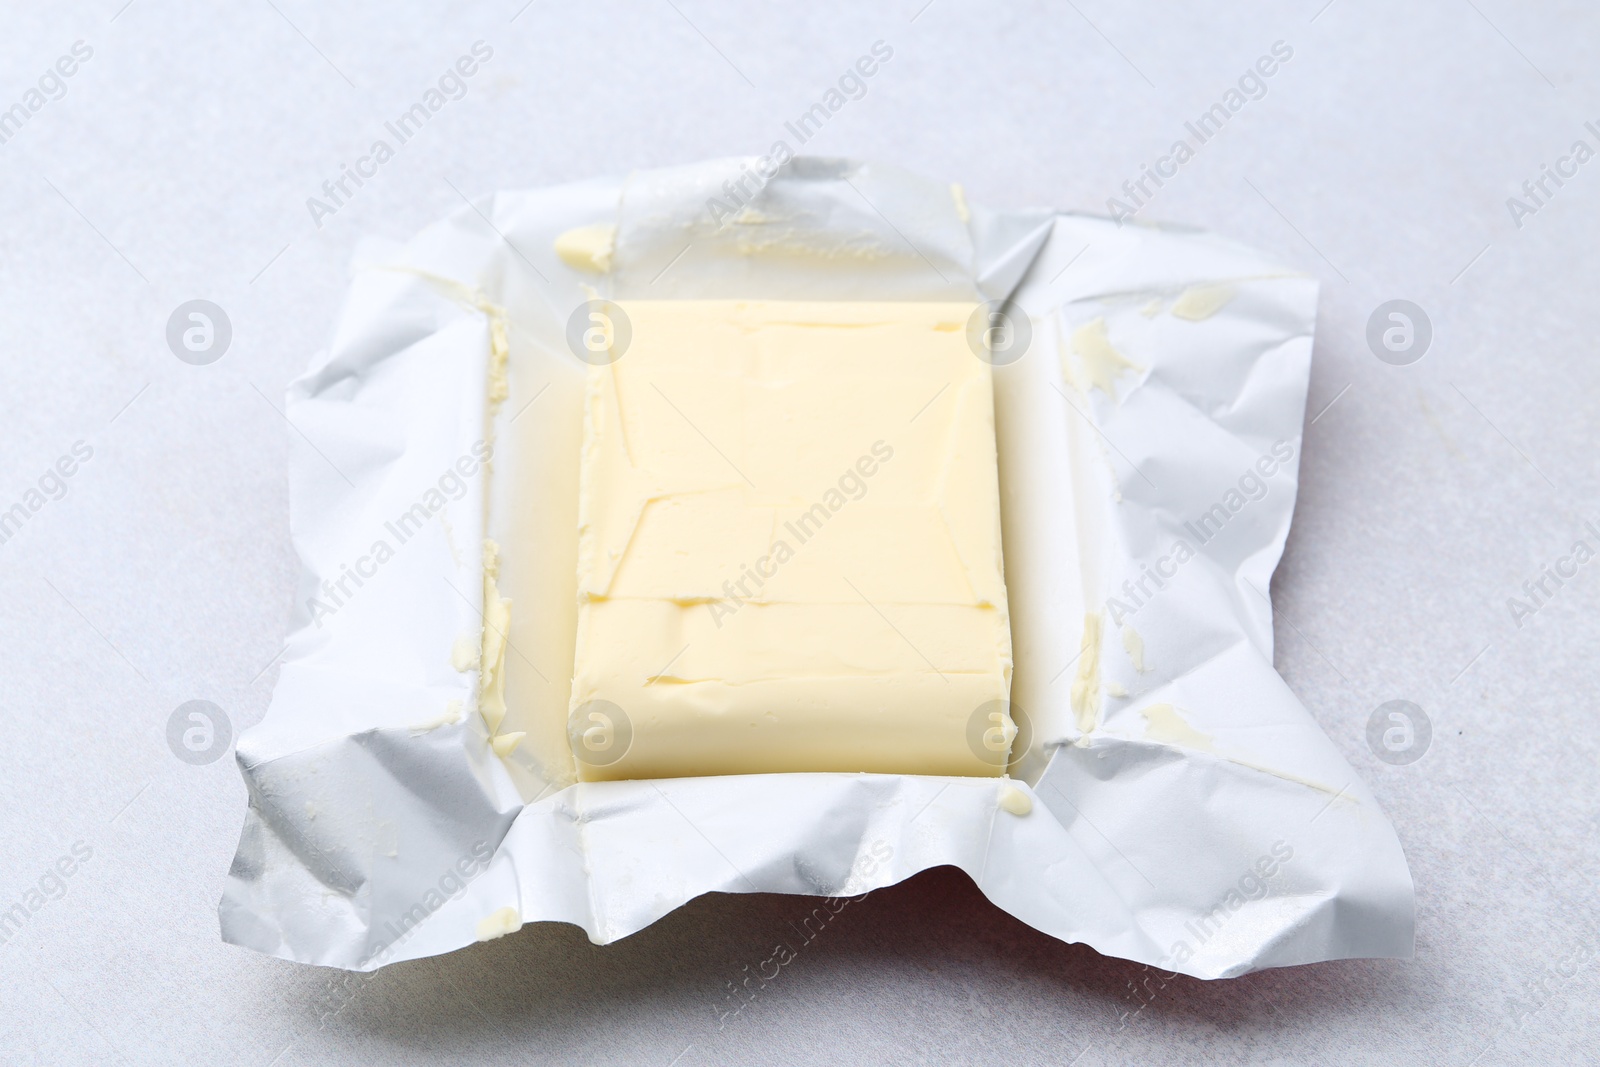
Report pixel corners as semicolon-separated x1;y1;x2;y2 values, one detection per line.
553;223;616;274
998;783;1033;815
475;906;522;941
568;300;1012;780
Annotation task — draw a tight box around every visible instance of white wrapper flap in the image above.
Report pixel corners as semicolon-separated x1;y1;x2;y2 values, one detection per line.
221;160;1412;979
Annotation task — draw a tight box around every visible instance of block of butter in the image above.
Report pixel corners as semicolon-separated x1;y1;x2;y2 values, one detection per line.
568;300;1012;780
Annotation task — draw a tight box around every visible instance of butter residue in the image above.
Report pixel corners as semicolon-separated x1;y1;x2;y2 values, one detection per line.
1171;283;1235;322
412;699;466;732
1138;705;1348;797
998;784;1032;816
480;539;512;735
1140;703;1214;751
475;906;522;942
369;269;510;408
372;273;518;754
373;270;507;404
477;295;510;408
471;287;521;762
439;511;463;569
1069;318;1143;401
554;223;616;274
1122;624;1146;673
490;731;525;757
1106;681;1128;698
451;633;481;672
1070;612;1103;733
950;182;971;223
730;232;893;262
1140;297;1163;318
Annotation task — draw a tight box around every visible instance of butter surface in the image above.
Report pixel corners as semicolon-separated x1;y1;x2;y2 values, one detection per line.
569;300;1012;780
553;223;616;273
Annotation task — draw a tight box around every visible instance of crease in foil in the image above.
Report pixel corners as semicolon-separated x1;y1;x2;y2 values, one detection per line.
221;157;1413;979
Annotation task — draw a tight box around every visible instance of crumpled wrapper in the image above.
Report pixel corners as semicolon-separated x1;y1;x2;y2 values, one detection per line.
220;158;1413;979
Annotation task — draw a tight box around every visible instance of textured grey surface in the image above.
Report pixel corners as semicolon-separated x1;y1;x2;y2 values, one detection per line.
1;1;1596;1064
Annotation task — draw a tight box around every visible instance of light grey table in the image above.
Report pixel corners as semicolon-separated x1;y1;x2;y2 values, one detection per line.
2;1;1595;1063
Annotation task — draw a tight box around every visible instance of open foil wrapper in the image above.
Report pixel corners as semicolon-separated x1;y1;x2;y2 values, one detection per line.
220;158;1413;979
